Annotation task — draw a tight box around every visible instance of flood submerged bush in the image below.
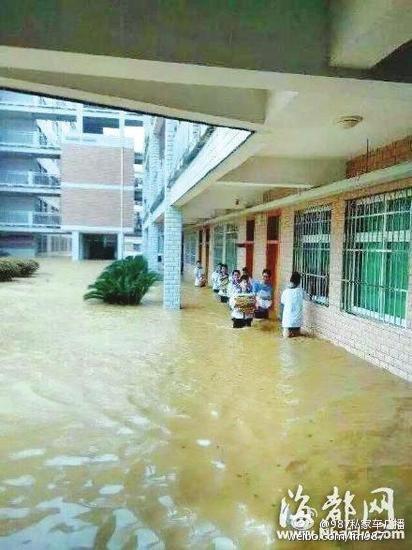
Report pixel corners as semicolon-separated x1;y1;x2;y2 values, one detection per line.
0;258;40;281
84;256;158;305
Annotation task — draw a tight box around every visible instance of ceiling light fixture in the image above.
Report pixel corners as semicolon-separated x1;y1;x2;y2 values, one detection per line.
336;115;363;129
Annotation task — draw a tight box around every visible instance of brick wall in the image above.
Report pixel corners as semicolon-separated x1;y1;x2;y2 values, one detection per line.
207;226;215;285
278;177;412;382
236;219;246;270
61;142;134;229
61;144;134;184
163;206;182;309
346;135;412;178
62;188;134;228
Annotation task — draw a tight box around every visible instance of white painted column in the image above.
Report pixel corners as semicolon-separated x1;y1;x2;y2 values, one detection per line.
75;104;83;133
163;206;182;310
46;234;53;256
147;222;159;272
71;231;81;261
117;232;125;260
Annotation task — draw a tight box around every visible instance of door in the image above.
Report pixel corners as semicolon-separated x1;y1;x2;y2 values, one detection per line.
266;242;278;289
266;214;280;308
245;244;254;276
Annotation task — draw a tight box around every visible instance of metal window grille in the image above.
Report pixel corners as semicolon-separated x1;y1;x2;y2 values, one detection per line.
293;206;331;305
225;223;238;272
184;232;197;265
213;225;224;267
342;188;411;327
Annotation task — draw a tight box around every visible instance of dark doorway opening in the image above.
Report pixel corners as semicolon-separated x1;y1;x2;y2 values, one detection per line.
83;234;117;260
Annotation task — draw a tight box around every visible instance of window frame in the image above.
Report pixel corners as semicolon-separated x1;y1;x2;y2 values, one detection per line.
293;205;332;306
341;188;411;327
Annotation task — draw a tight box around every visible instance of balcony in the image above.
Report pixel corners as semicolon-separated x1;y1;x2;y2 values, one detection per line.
0;210;61;230
168;124;215;188
150;188;165;214
0;170;60;195
0;130;61;158
0;95;143;126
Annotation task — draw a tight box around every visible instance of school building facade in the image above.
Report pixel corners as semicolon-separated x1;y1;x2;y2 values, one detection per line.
181;137;412;381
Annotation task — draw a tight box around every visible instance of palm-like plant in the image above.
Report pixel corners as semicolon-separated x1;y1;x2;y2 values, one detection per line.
84;256;158;305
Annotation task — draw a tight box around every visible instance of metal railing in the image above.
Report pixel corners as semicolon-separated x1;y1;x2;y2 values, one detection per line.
150;188;165;213
293;206;332;306
168;124;214;188
0;130;60;149
0;210;61;227
0;170;60;188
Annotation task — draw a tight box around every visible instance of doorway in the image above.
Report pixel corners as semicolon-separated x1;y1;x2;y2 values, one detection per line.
266;214;280;290
245;218;255;276
82;234;117;260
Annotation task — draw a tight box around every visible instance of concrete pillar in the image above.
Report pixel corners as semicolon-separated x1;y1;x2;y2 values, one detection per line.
253;214;268;276
71;231;81;261
163;205;182;310
75;104;83;133
46;234;53;256
119;112;126;138
147;222;159;272
117;232;125;260
329;200;345;311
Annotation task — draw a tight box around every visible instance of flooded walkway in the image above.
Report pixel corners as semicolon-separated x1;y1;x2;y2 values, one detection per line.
0;259;411;548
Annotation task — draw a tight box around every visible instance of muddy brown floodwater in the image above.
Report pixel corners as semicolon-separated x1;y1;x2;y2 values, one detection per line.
0;259;411;549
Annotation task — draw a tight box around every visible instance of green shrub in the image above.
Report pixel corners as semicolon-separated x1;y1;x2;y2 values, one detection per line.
84;255;158;305
0;262;17;282
0;258;40;278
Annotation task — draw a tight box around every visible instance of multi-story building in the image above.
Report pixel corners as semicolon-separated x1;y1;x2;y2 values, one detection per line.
143;120;412;381
0;91;143;259
61;133;135;260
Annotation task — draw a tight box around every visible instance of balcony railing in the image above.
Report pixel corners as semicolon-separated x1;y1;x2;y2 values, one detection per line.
0;130;60;149
0;170;60;188
0;210;61;227
168;125;215;188
150;188;165;213
36;97;74;109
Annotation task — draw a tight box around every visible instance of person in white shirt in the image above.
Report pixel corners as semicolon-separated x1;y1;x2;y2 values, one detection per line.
229;275;256;328
281;271;305;338
211;263;222;293
228;269;241;298
193;260;205;287
218;264;230;302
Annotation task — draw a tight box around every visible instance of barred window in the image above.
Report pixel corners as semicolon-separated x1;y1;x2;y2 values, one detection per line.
213;225;224;267
225;223;238;272
293;206;331;305
342;188;411;327
184;232;197;265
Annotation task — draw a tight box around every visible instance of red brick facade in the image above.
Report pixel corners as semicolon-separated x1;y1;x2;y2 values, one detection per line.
346;136;412;178
61;142;134;229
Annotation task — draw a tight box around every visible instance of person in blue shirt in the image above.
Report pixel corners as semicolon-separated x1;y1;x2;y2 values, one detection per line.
252;269;273;319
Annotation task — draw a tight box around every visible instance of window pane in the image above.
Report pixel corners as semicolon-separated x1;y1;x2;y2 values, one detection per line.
342;188;411;327
293;207;331;305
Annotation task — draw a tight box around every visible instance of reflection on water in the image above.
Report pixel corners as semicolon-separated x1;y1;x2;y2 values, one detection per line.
0;259;411;548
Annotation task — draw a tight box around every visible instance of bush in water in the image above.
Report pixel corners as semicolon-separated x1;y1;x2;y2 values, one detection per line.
0;258;40;281
84;256;158;305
